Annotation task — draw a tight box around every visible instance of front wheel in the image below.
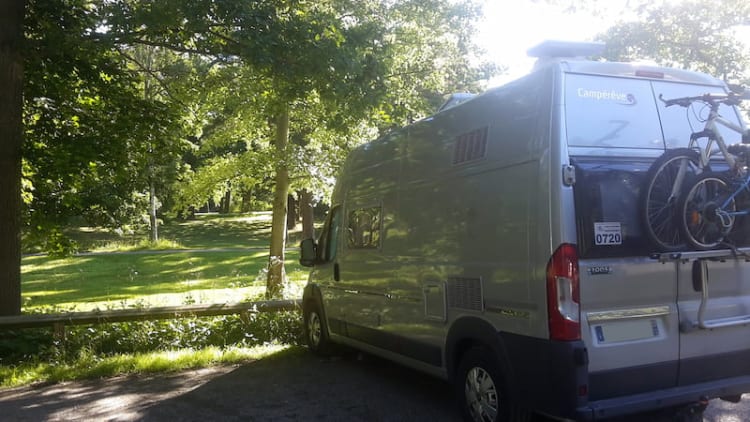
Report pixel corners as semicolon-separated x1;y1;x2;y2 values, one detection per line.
679;172;736;250
641;148;705;251
455;347;530;422
303;299;333;355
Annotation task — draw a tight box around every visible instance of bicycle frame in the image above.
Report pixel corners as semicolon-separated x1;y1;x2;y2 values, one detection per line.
717;173;750;227
666;99;747;202
687;103;746;170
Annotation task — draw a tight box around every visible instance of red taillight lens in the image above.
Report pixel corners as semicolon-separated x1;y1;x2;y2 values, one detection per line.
546;243;581;341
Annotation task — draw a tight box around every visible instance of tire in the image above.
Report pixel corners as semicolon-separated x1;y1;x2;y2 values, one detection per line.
641;148;705;251
303;299;333;355
679;172;736;250
455;347;530;422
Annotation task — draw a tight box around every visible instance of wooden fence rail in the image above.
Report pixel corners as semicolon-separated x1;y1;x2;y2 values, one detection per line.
0;299;301;330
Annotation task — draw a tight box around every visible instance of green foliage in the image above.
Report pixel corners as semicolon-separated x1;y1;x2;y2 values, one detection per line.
597;0;750;82
21;0;496;246
0;311;301;370
23;0;190;253
0;342;292;387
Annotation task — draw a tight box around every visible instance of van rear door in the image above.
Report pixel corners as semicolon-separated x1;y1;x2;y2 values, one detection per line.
565;73;682;400
565;72;750;401
668;251;750;386
572;156;681;399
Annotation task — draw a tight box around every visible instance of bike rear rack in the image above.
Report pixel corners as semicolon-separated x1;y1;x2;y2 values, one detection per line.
650;248;750;332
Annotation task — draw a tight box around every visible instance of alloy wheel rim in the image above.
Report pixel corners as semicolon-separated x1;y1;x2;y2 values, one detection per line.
308;312;321;346
465;367;499;422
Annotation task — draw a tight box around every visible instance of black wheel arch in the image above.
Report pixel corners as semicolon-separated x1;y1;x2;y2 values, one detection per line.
445;316;513;384
302;284;329;328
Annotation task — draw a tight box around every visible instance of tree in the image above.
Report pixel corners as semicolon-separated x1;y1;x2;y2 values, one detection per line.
597;0;750;82
23;0;189;253
0;0;24;316
18;0;494;298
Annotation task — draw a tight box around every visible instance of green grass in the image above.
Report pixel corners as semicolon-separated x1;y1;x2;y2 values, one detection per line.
9;212;312;387
66;212;299;252
22;212;309;311
0;344;291;388
22;250;306;311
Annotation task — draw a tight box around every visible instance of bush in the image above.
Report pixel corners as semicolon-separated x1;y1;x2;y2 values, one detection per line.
0;311;303;367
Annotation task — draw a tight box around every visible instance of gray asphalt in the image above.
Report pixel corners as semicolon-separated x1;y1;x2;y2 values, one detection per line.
0;347;747;421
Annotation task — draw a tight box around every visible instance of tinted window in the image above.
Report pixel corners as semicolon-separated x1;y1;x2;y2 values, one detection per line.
317;206;341;262
566;74;743;151
573;158;653;258
347;207;382;249
653;81;743;149
565;74;664;149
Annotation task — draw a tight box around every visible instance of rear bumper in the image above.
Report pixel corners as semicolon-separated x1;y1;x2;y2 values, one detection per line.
576;376;750;421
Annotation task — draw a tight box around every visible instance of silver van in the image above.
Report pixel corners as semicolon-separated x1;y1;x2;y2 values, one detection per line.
299;41;750;421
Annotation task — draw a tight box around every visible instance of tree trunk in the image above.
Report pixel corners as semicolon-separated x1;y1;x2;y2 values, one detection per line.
0;0;24;316
300;189;315;240
286;194;297;230
241;187;253;213
266;105;290;298
149;179;158;242
221;188;231;214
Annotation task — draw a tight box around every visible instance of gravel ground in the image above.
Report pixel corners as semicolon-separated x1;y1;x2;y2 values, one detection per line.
0;347;746;422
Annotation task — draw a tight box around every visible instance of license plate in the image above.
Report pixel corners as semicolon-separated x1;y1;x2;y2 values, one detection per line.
592;318;662;345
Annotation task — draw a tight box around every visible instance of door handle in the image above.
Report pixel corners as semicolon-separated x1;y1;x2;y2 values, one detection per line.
334;263;340;281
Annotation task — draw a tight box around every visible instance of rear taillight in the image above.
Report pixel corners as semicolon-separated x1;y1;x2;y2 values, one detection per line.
546;244;581;341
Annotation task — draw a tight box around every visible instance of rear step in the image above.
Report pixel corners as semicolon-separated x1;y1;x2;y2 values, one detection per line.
649;247;750;263
651;247;750;333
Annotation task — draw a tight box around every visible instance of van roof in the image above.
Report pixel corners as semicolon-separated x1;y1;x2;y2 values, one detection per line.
527;40;725;86
556;59;725;85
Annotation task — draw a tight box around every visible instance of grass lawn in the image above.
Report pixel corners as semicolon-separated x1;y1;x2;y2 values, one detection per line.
8;212;311;387
66;211;304;252
21;212;310;312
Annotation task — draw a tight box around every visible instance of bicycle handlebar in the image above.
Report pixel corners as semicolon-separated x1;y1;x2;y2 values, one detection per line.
659;91;750;108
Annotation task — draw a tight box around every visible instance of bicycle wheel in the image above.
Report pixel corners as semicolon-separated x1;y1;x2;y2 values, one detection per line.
641;148;704;252
679;172;736;250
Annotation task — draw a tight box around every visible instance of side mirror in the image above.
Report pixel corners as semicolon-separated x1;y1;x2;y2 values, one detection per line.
300;238;317;267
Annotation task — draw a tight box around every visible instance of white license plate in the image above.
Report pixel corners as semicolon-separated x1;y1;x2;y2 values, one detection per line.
592;318;662;345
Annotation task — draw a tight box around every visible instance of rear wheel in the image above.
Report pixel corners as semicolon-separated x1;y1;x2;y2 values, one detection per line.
641;148;704;251
679;172;736;250
455;347;529;422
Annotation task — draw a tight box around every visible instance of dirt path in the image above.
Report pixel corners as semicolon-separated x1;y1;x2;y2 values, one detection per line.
0;347;746;421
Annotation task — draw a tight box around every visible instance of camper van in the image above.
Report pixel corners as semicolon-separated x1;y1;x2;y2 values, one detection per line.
298;41;750;421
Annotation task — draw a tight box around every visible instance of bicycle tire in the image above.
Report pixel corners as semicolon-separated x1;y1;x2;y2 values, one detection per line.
678;172;736;250
641;148;704;251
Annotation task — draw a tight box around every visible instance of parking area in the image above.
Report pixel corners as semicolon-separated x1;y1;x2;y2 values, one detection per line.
0;347;746;421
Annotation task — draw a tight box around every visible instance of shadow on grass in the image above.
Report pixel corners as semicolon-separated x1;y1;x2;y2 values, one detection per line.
64;212;298;252
21;250;305;311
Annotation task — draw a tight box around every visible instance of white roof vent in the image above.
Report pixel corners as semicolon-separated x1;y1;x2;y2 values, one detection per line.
527;40;605;70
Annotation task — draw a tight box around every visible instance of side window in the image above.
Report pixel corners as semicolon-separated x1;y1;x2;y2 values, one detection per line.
317;206;341;262
347;206;382;249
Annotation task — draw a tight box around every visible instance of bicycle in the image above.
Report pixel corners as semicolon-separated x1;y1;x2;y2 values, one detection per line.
641;90;750;251
678;155;750;250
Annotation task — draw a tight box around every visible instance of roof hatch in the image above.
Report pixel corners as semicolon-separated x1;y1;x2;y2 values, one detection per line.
528;40;605;70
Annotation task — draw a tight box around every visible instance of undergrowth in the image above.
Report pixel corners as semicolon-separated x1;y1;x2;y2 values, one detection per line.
0;309;303;387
